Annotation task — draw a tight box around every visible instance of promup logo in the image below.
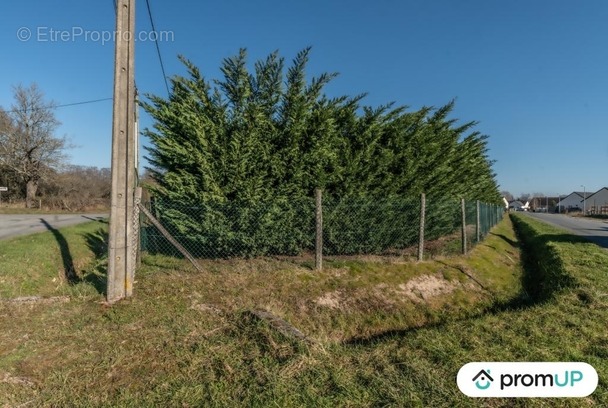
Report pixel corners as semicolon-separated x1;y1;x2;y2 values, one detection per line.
457;362;598;397
472;369;494;390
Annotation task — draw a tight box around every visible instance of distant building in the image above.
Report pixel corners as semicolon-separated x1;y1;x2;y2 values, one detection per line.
556;192;590;213
584;187;608;215
508;200;525;211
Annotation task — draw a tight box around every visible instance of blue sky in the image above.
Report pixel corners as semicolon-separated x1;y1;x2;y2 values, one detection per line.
1;0;606;197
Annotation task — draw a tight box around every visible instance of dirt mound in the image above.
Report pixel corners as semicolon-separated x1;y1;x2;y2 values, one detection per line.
396;273;458;302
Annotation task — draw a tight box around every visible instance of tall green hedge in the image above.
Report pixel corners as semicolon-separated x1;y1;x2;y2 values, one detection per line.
140;48;502;258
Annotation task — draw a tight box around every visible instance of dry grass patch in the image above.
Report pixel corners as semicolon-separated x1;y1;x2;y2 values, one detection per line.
130;216;521;343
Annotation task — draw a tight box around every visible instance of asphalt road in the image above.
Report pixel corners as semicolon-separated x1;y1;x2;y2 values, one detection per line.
524;212;608;249
0;214;108;241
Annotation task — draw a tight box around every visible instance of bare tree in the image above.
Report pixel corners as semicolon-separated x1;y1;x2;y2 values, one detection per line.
0;84;69;207
41;165;111;211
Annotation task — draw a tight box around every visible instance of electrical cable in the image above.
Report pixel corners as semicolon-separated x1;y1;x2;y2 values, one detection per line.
144;0;170;95
1;97;113;115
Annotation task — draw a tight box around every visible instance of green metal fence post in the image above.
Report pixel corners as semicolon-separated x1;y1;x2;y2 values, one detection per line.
461;198;467;255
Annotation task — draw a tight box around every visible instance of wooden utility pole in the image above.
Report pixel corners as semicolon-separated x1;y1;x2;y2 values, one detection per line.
107;0;137;302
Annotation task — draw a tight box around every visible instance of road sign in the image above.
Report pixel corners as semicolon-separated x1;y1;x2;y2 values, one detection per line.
0;187;7;192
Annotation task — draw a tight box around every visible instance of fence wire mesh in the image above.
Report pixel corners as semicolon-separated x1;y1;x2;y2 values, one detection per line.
139;194;504;262
322;196;421;256
140;197;315;258
479;201;504;238
464;200;477;252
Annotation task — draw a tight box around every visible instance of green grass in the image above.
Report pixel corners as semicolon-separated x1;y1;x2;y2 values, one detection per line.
0;220;108;298
0;214;606;406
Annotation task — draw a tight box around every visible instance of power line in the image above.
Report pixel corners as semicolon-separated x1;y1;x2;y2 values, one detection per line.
55;97;113;109
1;97;113;115
112;0;170;95
144;0;171;95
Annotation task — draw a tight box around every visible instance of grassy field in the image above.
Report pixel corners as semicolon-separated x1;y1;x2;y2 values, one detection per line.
0;214;606;406
0;220;107;298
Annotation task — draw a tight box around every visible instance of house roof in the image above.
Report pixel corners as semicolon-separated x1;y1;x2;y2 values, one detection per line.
556;191;597;204
573;191;593;199
583;187;608;201
557;192;583;203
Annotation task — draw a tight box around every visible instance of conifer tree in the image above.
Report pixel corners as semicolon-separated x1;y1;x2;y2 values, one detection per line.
143;48;501;204
141;49;501;256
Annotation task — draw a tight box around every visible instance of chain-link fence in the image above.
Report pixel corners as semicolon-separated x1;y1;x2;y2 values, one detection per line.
462;200;505;253
322;195;421;256
139;193;504;266
140;197;315;258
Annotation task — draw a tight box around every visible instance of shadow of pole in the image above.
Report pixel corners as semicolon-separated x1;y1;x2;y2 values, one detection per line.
81;215;109;224
82;228;109;296
40;219;78;284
